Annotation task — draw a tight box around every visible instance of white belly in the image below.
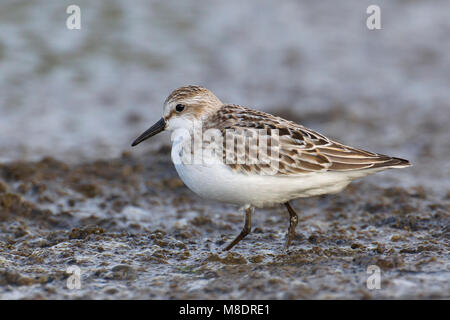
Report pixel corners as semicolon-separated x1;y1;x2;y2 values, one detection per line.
170;134;375;208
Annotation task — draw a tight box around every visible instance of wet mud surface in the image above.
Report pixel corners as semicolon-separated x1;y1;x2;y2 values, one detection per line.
1;0;450;300
0;149;448;299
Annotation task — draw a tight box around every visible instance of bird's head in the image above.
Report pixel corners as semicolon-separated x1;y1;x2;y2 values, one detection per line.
131;85;222;146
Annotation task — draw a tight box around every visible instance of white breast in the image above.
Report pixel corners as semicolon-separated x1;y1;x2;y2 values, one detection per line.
170;133;373;208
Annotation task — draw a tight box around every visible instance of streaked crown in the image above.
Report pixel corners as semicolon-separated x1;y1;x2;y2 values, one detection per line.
163;85;223;124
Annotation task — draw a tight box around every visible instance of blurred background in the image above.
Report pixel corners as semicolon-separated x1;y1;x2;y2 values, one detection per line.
0;0;449;300
0;0;449;191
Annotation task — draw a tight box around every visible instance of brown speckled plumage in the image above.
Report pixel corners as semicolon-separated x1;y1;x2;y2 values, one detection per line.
203;104;410;175
133;85;411;250
165;85;209;104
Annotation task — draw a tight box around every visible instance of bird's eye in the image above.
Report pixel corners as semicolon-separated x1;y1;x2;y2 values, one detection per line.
175;104;185;112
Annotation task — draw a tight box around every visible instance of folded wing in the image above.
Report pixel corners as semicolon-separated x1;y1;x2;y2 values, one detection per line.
205;104;410;176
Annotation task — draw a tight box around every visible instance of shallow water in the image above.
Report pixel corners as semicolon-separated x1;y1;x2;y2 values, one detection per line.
0;0;449;299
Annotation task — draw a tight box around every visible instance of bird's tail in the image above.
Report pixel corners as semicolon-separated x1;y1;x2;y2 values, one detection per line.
377;156;411;169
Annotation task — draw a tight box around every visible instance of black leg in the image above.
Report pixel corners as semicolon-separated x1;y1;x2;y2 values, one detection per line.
224;207;252;251
284;202;298;249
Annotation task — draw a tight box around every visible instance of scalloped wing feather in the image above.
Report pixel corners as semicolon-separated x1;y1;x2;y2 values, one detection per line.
204;104;410;176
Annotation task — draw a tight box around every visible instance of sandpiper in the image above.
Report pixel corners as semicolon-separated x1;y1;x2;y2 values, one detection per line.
131;85;410;250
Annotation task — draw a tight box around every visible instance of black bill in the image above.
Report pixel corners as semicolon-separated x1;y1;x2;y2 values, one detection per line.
131;117;166;146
